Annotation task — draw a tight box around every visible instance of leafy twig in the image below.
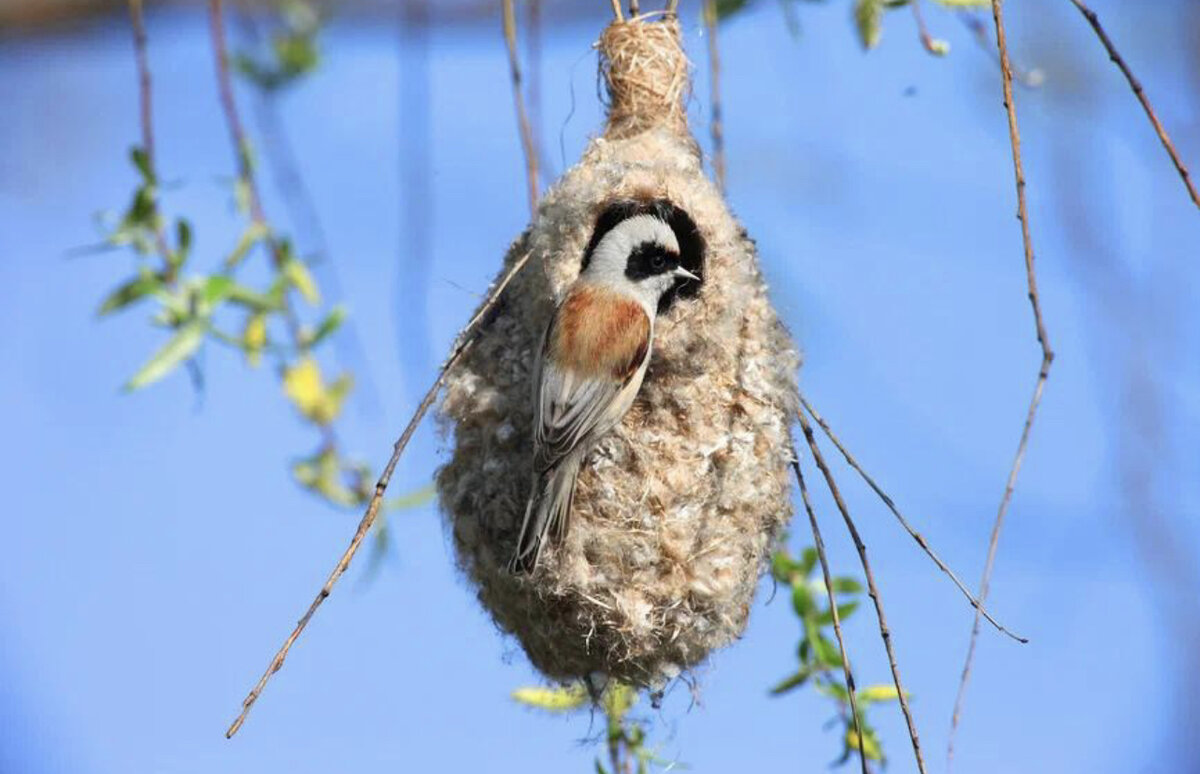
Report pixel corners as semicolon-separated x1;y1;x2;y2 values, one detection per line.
797;410;927;774
791;453;870;774
225;248;532;737
947;0;1054;766
1065;0;1199;210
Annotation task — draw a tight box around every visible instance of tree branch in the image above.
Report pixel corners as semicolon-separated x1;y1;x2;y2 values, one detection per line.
502;0;539;216
225;248;532;738
791;451;870;774
702;0;726;192
797;411;927;774
1065;0;1199;210
948;0;1055;766
799;396;1026;644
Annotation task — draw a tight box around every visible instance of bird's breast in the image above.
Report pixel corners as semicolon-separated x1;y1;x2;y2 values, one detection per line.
550;286;651;381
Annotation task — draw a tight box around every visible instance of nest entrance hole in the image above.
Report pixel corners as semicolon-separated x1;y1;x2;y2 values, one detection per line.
580;197;706;313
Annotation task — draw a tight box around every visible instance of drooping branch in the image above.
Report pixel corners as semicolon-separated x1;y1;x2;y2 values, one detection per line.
225;248;532;738
502;0;540;216
797;411;927;774
791;451;870;774
1065;0;1199;210
948;0;1055;766
702;0;725;191
799;396;1026;643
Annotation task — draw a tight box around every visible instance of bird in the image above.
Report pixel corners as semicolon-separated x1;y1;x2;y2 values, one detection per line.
510;213;699;573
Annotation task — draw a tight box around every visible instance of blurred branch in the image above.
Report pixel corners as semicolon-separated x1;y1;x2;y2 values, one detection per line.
225;247;533;738
1065;0;1200;211
126;0;176;272
791;452;870;774
800;396;1026;643
702;0;726;191
232;1;381;410
948;0;1055;766
796;410;927;774
502;0;539;216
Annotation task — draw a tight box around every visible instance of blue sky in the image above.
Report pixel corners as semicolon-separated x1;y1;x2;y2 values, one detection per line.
1;1;1198;772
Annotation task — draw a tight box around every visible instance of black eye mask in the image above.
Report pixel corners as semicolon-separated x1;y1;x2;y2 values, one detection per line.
581;198;705;313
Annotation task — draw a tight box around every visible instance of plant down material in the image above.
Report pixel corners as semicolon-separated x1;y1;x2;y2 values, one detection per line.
436;13;799;688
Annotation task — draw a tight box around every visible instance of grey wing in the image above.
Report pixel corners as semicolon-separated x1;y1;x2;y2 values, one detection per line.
532;360;627;473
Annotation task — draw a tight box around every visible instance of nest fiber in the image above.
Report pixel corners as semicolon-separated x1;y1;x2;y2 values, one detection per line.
436;16;800;688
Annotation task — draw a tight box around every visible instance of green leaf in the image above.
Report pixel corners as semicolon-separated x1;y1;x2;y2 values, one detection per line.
282;255;320;305
512;684;589;713
125;320;206;390
306;305;345;349
798;547;818;576
385;483;436;511
831;577;863;594
602;682;637;722
242;312;268;367
816;601;860;626
715;0;749;20
858;684;902;703
225;222;270;269
854;0;883;49
97;273;162;316
769;667;812;695
130;146;153;182
792;583;815;618
846;726;885;761
814;633;844;668
173;218;193;267
771;551;801;582
201;275;235;306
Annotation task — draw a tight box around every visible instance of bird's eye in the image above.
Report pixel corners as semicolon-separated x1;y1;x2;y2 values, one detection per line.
650;253;666;270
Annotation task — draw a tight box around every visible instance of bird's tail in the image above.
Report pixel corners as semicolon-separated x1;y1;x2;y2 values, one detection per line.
510;458;581;573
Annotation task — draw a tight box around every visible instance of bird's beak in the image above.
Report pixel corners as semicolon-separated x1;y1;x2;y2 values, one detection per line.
674;267;699;283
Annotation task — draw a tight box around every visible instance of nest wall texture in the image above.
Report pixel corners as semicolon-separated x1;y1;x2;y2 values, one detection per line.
436;17;800;688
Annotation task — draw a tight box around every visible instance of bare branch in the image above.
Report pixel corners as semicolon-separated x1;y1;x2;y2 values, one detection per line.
948;0;1055;766
791;451;870;774
225;249;533;738
702;0;726;192
799;396;1026;644
797;411;927;774
610;0;624;23
1065;0;1200;210
502;0;540;216
909;0;943;56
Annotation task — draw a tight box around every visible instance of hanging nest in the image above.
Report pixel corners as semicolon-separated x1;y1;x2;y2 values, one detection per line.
436;13;800;689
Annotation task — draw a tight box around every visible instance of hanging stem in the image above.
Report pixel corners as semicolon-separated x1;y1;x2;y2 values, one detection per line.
791;451;870;774
947;0;1054;766
502;0;539;216
798;411;927;774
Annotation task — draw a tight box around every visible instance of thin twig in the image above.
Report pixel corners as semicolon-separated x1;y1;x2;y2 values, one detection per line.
502;0;539;216
790;451;869;774
947;0;1055;767
702;0;726;192
225;249;532;738
797;411;926;774
609;0;624;22
665;0;679;16
960;14;1044;89
1065;0;1199;210
629;0;639;17
126;0;175;276
909;0;941;56
799;396;1026;644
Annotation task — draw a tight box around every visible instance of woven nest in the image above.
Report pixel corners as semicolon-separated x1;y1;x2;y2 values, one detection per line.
436;15;800;689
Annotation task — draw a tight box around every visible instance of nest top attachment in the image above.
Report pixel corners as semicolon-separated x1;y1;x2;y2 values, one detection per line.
600;15;689;141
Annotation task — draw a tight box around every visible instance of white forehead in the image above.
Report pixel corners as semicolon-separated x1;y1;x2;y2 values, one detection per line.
605;214;679;254
586;214;679;278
